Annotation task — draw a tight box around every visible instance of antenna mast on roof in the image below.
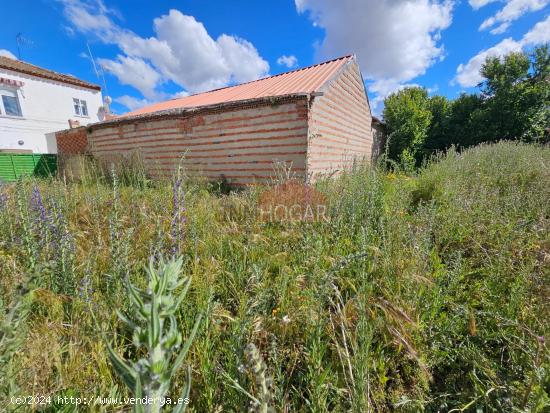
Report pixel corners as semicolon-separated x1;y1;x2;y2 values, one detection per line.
86;42;109;96
15;33;33;60
86;42;112;115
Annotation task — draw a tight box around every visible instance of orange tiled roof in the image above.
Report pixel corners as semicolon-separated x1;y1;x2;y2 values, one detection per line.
125;55;354;117
0;56;101;91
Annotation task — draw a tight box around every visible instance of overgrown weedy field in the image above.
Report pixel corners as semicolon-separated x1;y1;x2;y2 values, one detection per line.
0;142;548;412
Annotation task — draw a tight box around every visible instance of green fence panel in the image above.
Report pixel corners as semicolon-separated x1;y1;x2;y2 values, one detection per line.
0;155;16;182
34;154;58;178
12;155;36;178
0;153;58;182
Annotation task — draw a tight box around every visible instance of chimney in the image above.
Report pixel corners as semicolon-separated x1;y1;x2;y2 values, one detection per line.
68;119;81;128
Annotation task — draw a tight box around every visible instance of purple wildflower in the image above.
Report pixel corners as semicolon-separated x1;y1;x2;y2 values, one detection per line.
0;191;8;210
47;197;63;249
50;200;76;294
49;198;76;257
30;186;48;227
54;203;75;253
78;275;94;304
29;186;56;247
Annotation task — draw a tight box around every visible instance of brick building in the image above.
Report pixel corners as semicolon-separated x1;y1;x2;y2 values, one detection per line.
56;55;380;185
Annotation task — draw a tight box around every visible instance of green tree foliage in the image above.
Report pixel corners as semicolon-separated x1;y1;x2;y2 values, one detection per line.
424;95;450;154
479;46;550;141
383;45;550;164
383;87;432;166
446;93;485;148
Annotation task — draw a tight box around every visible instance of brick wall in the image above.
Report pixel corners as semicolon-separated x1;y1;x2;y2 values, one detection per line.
307;60;374;180
83;99;309;185
56;127;88;155
54;71;375;185
371;121;386;162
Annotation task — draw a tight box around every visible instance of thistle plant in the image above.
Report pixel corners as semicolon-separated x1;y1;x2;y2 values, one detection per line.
0;190;7;210
170;176;186;257
107;164;133;294
30;185;50;245
149;214;165;263
15;181;38;270
0;296;29;369
106;256;203;413
243;343;275;413
224;343;275;413
0;282;32;395
108;164;123;275
49;197;76;294
0;190;14;244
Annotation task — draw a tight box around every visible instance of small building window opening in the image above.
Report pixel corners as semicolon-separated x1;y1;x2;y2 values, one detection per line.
0;88;23;117
73;98;88;116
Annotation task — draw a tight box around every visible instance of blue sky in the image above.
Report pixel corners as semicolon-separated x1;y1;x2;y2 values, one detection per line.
1;0;548;115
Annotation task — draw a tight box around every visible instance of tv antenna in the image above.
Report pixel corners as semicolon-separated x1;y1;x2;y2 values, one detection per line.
86;42;109;96
15;33;33;60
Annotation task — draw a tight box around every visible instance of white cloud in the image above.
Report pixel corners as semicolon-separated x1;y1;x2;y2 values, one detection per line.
59;1;269;100
172;90;190;98
60;0;117;39
98;55;162;99
455;39;523;87
521;14;550;43
295;0;454;111
368;78;420;113
115;95;150;111
455;15;550;87
469;0;498;9
296;0;453;82
0;49;17;59
277;55;298;68
115;89;190;112
427;85;440;94
217;34;270;84
475;0;549;34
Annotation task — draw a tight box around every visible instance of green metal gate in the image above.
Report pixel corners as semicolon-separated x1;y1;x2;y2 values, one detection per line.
0;153;58;182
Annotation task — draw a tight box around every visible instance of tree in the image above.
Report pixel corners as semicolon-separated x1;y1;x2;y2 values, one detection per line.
446;93;485;148
381;45;550;165
479;46;549;142
423;93;486;153
383;87;432;166
424;95;451;154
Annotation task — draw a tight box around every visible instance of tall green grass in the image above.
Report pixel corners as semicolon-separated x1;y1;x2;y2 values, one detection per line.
0;142;548;412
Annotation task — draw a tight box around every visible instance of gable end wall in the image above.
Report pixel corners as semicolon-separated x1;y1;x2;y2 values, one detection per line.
306;60;373;180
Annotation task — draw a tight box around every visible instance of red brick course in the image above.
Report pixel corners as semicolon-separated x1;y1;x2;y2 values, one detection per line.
56;128;88;155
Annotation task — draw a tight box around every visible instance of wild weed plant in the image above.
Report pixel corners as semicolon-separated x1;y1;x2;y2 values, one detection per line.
0;142;547;412
105;257;203;413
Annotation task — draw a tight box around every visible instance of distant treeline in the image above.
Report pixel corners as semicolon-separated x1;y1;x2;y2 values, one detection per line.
383;45;550;166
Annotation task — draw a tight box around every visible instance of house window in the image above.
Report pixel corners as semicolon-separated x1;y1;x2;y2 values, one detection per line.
73;98;88;116
81;100;88;116
0;88;22;117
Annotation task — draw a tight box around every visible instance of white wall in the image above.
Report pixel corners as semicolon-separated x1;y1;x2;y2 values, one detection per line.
0;68;103;154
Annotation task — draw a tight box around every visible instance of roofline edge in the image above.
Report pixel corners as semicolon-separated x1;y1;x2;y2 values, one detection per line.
0;62;101;91
56;92;311;134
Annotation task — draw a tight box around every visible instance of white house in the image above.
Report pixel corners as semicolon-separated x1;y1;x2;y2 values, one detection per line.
0;56;104;154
